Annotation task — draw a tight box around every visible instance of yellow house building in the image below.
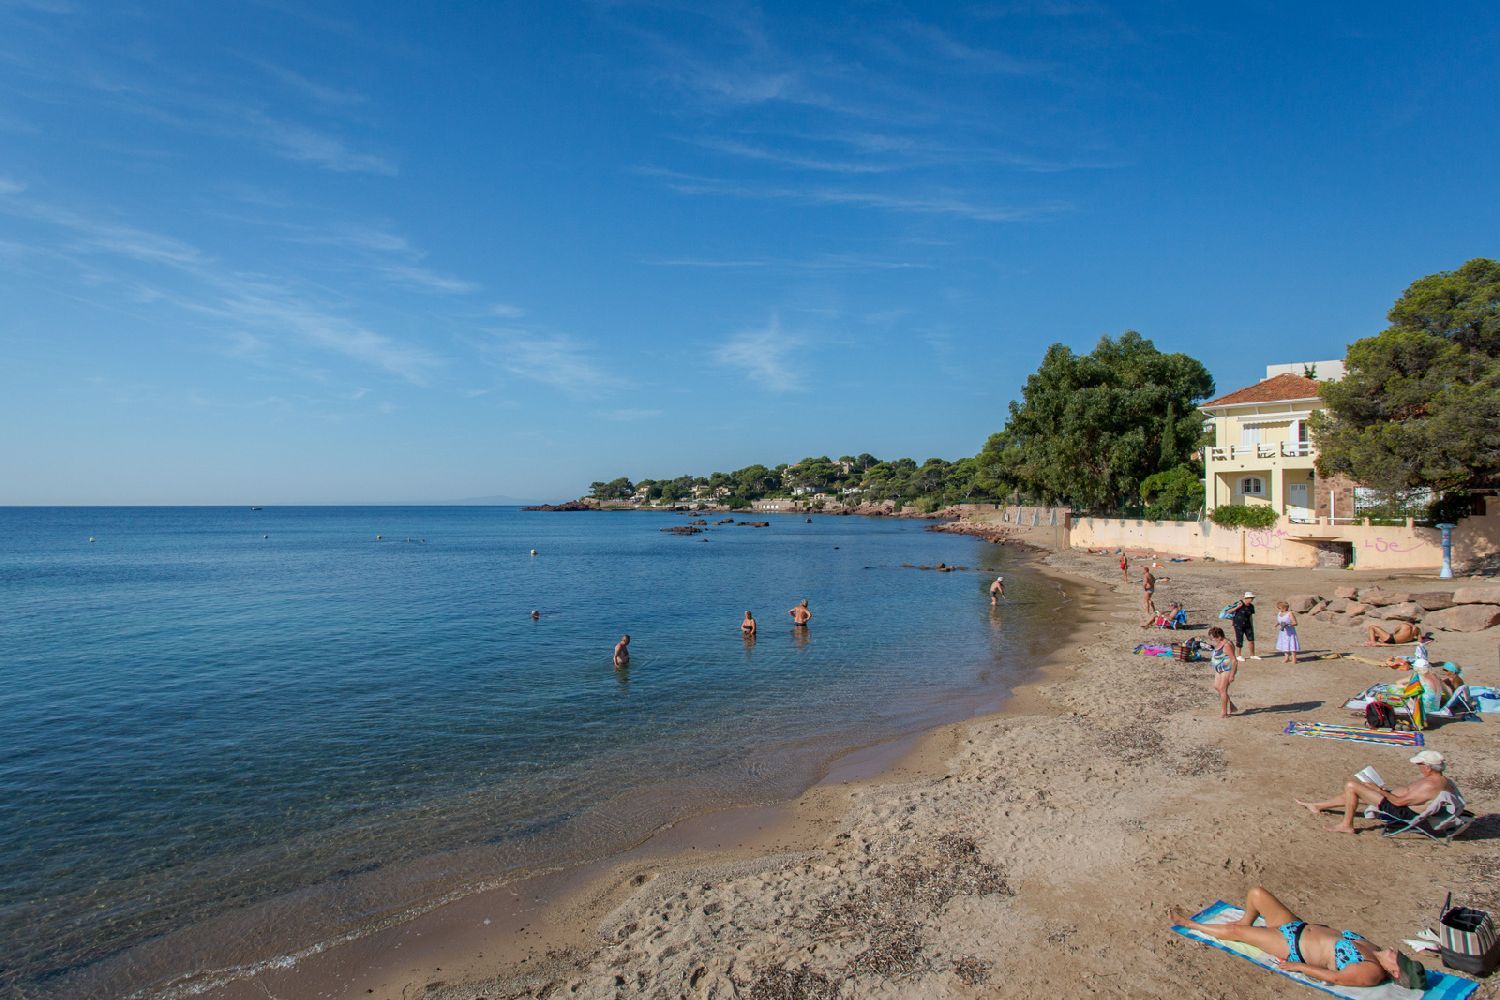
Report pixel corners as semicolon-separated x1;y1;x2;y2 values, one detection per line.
1201;372;1323;521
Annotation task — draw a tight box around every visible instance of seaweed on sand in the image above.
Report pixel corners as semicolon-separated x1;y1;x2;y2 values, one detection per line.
744;964;840;1000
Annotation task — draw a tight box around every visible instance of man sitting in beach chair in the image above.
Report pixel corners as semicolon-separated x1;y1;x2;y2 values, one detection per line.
1295;750;1457;835
1374;788;1474;843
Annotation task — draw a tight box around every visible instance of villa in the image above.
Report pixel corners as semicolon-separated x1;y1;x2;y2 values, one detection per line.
1200;362;1351;522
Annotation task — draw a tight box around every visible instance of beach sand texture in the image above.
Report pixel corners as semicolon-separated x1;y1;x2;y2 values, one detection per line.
229;548;1500;1000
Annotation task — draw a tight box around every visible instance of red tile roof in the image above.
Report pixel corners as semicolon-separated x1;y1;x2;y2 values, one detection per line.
1201;373;1323;409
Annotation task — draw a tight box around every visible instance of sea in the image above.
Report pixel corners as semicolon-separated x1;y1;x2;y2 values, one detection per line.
0;506;1060;998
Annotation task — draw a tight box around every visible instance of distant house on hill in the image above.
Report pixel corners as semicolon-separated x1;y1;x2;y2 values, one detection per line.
1200;363;1349;522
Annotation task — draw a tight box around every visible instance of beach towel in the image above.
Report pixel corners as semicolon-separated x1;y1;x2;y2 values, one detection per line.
1132;643;1175;657
1344;684;1498;716
1284;721;1424;747
1173;901;1477;999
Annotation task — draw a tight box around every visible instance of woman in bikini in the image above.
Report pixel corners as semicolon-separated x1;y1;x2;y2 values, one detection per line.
1207;626;1239;718
1171;887;1424;989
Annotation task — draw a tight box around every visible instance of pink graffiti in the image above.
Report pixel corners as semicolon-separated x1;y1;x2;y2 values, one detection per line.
1247;528;1288;549
1361;536;1436;555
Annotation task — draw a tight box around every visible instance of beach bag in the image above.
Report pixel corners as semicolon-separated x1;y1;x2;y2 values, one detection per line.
1365;702;1396;730
1218;602;1237;620
1439;893;1500;975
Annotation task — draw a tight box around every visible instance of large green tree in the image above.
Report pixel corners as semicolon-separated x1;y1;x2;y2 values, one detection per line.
1311;258;1500;495
976;331;1214;511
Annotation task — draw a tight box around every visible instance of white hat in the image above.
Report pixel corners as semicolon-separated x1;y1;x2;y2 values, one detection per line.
1409;750;1445;771
1243;591;1255;599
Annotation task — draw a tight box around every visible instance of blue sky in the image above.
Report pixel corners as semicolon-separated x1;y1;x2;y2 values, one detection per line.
2;1;1497;504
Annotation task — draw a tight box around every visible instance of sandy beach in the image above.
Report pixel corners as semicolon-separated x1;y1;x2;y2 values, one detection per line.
222;541;1500;1000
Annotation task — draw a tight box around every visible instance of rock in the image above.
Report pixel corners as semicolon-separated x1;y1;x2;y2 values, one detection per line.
1345;602;1371;617
1423;604;1500;632
1286;594;1320;614
1410;591;1455;612
1357;587;1410;607
1324;597;1350;613
1345;614;1367;626
1454;585;1500;606
1308;599;1329;615
1334;586;1358;600
1383;602;1424;622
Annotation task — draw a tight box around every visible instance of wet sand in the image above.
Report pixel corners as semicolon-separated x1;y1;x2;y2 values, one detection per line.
217;546;1500;999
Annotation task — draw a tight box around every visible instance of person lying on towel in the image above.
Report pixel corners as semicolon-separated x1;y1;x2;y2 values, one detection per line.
1172;887;1425;989
1295;750;1455;834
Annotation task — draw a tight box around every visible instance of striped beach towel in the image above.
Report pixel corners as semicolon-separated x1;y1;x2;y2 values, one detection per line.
1173;901;1477;999
1284;721;1424;747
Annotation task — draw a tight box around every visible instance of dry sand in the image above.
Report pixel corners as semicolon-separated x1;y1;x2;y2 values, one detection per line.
230;546;1500;1000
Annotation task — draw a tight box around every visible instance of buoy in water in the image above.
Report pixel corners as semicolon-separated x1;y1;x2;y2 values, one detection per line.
88;536;96;543
376;534;383;540
530;549;538;556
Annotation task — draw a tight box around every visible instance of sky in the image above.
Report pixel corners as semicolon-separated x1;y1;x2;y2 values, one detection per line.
2;1;1497;504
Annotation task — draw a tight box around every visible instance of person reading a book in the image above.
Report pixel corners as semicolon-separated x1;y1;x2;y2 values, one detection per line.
1171;887;1426;989
1295;750;1455;834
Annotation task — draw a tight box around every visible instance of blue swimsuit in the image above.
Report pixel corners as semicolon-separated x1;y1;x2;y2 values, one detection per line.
1279;922;1369;970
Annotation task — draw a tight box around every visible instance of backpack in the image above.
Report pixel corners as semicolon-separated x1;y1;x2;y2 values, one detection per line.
1218;602;1238;620
1365;701;1396;730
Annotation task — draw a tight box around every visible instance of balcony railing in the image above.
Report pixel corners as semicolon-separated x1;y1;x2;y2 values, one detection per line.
1207;441;1314;462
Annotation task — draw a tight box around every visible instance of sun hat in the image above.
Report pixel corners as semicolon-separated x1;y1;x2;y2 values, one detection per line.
1394;951;1427;989
1243;591;1255;598
1409;750;1445;771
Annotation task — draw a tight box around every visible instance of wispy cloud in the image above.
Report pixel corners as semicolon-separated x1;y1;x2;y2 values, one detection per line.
378;263;477;294
642;168;1068;222
597;407;661;421
713;316;803;392
253;59;367;107
489;302;525;319
240;109;397;175
644;253;930;271
0;175;27;195
687;136;894;174
484;329;616;393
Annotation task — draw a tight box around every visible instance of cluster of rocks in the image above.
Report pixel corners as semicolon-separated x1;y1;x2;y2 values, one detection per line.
926;522;1015;545
660;525;702;535
1285;584;1500;633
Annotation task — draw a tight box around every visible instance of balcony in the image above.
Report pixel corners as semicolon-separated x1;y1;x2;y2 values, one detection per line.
1207;441;1314;462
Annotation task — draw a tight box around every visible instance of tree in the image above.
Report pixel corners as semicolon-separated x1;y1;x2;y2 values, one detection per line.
1140;464;1205;519
980;332;1214;511
1311;259;1500;495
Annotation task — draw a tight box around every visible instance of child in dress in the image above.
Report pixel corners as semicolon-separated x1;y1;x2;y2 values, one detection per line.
1275;601;1300;663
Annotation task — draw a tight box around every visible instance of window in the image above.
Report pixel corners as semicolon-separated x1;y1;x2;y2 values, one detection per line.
1239;477;1264;496
1240;425;1262;447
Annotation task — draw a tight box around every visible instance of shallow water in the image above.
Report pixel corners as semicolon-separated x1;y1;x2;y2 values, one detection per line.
0;507;1043;997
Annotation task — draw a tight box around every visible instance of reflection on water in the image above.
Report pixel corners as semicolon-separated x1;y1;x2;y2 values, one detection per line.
0;507;1034;997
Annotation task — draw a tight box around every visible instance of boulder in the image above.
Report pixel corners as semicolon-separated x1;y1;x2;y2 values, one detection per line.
1325;597;1350;614
1454;585;1500;606
1383;602;1425;623
1345;602;1371;617
1308;599;1329;615
1411;591;1455;612
1286;594;1320;614
1357;587;1410;607
1334;586;1359;600
1423;604;1500;632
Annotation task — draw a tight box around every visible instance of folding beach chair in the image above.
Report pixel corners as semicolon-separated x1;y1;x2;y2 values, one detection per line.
1374;790;1475;844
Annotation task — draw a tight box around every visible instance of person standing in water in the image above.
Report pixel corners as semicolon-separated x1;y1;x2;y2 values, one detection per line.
613;634;630;669
989;576;1005;605
789;600;811;627
740;611;757;638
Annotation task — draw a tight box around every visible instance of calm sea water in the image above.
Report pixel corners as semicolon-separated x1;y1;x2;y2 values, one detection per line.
0;507;1053;998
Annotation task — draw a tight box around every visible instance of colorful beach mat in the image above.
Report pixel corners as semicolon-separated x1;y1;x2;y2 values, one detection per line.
1173;901;1477;999
1284;721;1424;747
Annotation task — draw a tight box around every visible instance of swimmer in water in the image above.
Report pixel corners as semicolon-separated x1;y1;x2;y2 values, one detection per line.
989;576;1005;605
531;610;541;620
613;634;630;669
789;600;811;627
741;611;756;638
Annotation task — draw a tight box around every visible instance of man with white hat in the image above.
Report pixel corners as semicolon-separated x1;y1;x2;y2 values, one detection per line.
1296;750;1455;835
989;575;1005;605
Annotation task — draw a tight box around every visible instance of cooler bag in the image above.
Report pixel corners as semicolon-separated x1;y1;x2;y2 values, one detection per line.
1439;892;1500;975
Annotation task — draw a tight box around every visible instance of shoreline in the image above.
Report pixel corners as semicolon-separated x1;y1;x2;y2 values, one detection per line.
202;548;1094;999
207;543;1500;999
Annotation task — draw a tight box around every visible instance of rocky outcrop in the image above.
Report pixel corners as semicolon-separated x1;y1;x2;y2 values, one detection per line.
1454;585;1500;606
1411;591;1455;611
1423;604;1500;632
523;500;595;511
1334;586;1359;600
1286;594;1320;614
1383;602;1425;622
661;525;702;535
1344;602;1371;617
1357;587;1410;607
